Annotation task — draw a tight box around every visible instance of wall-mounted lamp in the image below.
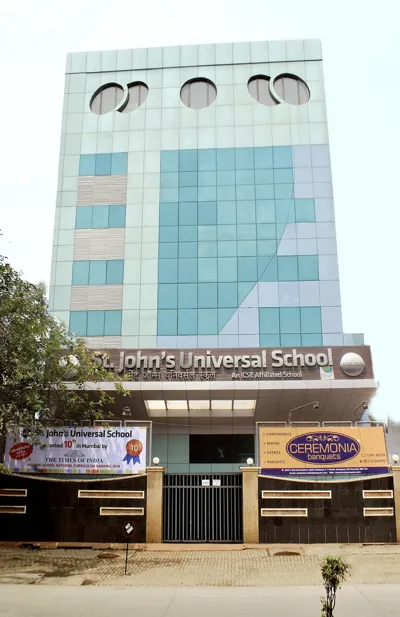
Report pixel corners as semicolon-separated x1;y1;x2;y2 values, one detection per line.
288;401;319;424
392;454;399;465
246;458;254;466
153;457;160;466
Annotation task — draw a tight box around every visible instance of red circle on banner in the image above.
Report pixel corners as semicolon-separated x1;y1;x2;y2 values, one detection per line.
9;442;33;460
125;439;143;457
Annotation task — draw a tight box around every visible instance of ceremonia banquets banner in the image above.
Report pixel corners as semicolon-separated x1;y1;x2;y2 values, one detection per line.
259;426;389;476
3;426;147;474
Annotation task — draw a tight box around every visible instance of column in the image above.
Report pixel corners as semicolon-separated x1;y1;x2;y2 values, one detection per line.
145;466;164;543
391;466;400;543
241;466;260;544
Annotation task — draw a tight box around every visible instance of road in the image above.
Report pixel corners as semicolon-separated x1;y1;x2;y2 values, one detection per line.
0;585;399;617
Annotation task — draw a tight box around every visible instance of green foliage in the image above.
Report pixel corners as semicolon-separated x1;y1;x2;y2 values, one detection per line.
0;254;128;444
320;556;349;617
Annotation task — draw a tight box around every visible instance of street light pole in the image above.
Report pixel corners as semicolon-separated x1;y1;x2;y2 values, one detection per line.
288;401;319;425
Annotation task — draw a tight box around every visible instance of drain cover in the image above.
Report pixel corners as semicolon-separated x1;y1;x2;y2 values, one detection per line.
273;551;301;556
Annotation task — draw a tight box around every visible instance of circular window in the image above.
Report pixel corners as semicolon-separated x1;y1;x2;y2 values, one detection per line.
119;81;149;113
273;74;310;105
247;75;279;106
180;78;217;109
90;83;124;115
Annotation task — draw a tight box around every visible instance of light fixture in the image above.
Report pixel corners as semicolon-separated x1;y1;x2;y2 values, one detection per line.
121;406;131;417
145;400;166;410
247;458;254;466
166;400;188;410
211;400;232;410
288;401;319;424
188;400;210;410
392;454;399;465
233;400;256;410
153;457;160;465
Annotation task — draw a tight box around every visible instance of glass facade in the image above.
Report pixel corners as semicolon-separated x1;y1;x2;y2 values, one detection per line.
50;39;363;349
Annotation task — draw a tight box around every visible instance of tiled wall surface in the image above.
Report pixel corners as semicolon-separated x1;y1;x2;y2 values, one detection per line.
49;40;363;349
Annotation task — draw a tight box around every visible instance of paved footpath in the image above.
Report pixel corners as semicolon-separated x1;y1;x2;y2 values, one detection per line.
0;544;400;586
0;585;399;617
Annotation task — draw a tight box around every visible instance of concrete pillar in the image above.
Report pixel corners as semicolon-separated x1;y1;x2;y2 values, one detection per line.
391;466;400;543
241;466;260;544
145;466;164;543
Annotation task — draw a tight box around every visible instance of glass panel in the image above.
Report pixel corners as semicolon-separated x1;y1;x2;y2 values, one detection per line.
90;84;124;115
180;79;217;109
273;74;310;105
120;82;149;113
189;435;254;464
247;76;278;106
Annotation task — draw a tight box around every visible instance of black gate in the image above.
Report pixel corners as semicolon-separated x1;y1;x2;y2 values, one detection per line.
163;474;243;543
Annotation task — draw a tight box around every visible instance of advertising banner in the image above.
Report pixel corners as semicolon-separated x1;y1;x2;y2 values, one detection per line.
259;426;389;476
3;426;147;475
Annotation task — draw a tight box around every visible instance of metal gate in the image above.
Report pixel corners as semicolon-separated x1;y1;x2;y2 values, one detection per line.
163;473;243;543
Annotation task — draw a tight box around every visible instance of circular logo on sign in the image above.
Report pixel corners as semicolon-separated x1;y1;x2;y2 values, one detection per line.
340;352;365;377
125;439;143;457
9;442;33;460
286;432;360;465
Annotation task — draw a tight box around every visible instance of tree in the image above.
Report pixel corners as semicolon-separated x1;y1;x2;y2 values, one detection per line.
320;556;349;617
0;254;127;447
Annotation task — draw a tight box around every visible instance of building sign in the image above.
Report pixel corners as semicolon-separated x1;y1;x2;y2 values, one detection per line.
259;426;388;476
3;426;147;475
92;346;372;382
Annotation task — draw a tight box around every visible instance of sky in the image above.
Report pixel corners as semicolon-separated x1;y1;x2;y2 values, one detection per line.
0;0;399;421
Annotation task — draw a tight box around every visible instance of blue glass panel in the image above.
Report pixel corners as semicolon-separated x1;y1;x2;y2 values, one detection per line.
198;282;217;308
179;171;197;186
300;307;322;333
295;199;316;223
160;187;179;202
159;226;178;242
158;284;178;309
111;152;128;175
87;310;105;336
280;307;301;333
235;147;254;170
198;258;217;282
178;283;197;308
281;334;301;346
298;255;319;281
159;259;178;283
257;223;276;239
273;146;292;168
108;205;126;228
72;261;89;285
161;150;179;172
179;242;198;258
217;148;235;170
79;154;96;176
69;311;87;336
256;200;275;223
238;241;257;256
161;173;179;188
217;170;235;185
92;205;109;228
198;202;217;225
75;206;93;229
260;334;281;346
254;147;273;169
275;184;293;199
218;257;237;282
217;201;236;224
198;170;216;186
218;225;237;241
106;260;124;284
255;169;274;184
236;169;254;185
218;308;235;331
256;185;274;200
218;282;238;308
95;153;112;175
218;241;237;257
275;200;295;223
274;168;293;183
217;185;236;201
178;258;197;283
238;257;257;282
89;261;107;285
179;226;197;241
198;186;217;202
301;333;323;346
178;309;197;334
237;201;255;224
179;202;197;226
179;186;197;202
198;149;216;170
198;225;217;241
158;309;178;335
259;308;279;334
179;150;197;171
104;310;122;335
159;203;179;226
236;185;255;201
257;240;277;256
258;255;278;282
278;256;298;281
198;309;218;335
198;241;217;257
159;242;178;258
237;224;256;240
